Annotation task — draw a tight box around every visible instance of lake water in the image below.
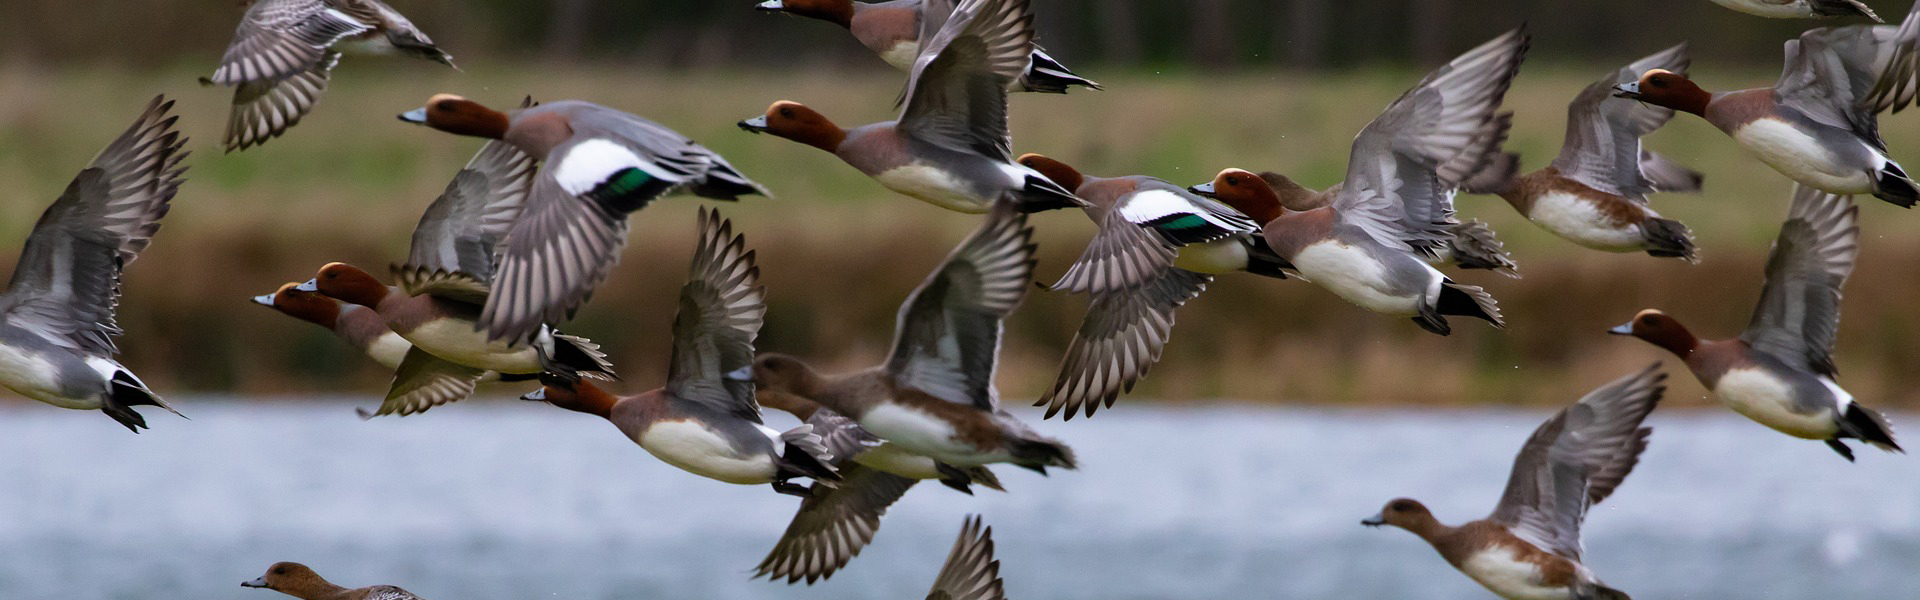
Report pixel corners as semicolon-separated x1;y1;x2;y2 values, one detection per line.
0;398;1914;599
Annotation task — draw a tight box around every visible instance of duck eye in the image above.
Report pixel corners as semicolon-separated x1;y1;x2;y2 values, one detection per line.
272;568;285;575
435;100;458;111
777;107;795;118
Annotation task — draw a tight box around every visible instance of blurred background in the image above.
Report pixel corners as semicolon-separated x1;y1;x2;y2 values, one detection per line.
0;0;1917;409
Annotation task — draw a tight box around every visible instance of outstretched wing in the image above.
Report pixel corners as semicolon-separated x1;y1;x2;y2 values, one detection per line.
885;201;1035;411
896;0;1034;160
753;465;918;585
1777;5;1920;148
1551;43;1691;200
1038;268;1211;420
665;208;767;423
925;515;1006;600
209;0;370;85
1740;186;1858;378
392;136;537;303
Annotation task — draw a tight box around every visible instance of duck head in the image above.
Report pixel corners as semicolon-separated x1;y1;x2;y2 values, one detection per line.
1191;168;1284;223
521;378;617;419
253;282;346;329
739;101;846;152
1362;497;1441;536
242;562;335;595
298;263;391;308
399;94;511;139
1016;153;1085;192
753;353;825;397
1613;69;1710;116
1610;308;1701;356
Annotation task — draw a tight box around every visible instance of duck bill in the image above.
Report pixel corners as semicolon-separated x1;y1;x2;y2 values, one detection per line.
1188;181;1217;197
1611;82;1642;99
1360;513;1386;527
1608;322;1635;335
737;115;769;133
250;294;275;307
241;577;269;588
755;0;788;11
520;388;547;402
293;279;319;292
398;107;429;124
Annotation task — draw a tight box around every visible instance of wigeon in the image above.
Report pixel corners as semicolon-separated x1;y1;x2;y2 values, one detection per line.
754;201;1077;473
1613;3;1920;206
1017;153;1285;419
400;94;767;343
753;390;1003;584
1464;44;1706;261
0;97;184;432
1613;186;1901;460
300;137;616;416
523;209;840;495
738;0;1084;214
755;0;1099;93
1365;363;1667;600
1187;28;1529;335
242;562;423;600
1710;0;1882;21
925;515;1007;600
205;0;454;152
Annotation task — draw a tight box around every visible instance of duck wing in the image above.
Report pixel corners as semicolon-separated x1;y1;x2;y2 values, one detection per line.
1740;186;1858;378
1552;43;1690;201
885;202;1035;412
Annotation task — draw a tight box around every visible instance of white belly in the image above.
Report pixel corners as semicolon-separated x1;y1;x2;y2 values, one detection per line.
860;403;1004;465
1708;0;1816;18
401;320;543;374
1291;241;1425;315
1460;548;1574;600
1527;192;1645;252
637;420;778;484
1173;239;1249;274
363;332;412;371
1714;368;1840;439
874;165;991;213
878;40;919;70
0;348;93;409
854;443;944;480
1733;120;1874;194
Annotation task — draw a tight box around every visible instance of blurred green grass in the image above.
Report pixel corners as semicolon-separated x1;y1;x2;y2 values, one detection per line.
3;61;1920;410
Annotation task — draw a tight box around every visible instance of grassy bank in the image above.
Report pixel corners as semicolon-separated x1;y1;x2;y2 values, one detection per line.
3;63;1920;409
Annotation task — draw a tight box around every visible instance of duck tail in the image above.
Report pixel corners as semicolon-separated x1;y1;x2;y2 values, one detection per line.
102;371;181;433
1592;584;1634;600
1639;217;1700;263
1447;220;1519;278
1014;177;1087;213
1873;160;1919;208
778;424;842;483
1010;436;1078;472
1839;402;1903;454
1458;152;1521;196
1812;0;1882;21
543;332;619;382
1435;280;1504;329
1019;46;1102;93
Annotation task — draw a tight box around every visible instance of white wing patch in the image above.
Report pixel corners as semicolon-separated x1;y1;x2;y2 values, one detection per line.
1117;190;1204;225
551;139;684;197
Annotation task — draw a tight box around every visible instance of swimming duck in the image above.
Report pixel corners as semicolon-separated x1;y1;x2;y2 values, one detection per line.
1365;363;1666;600
206;0;454;151
1613;185;1901;460
523;209;839;496
1710;0;1882;21
755;0;1099;93
243;562;423;600
1188;28;1529;335
1613;3;1920;206
400;94;767;344
0;97;185;432
1464;44;1705;261
924;515;1007;600
739;0;1084;214
753;390;1003;584
1015;153;1284;420
754;201;1076;473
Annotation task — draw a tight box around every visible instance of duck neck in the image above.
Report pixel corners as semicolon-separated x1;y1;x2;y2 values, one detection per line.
756;389;824;420
1669;86;1712;117
556;381;620;420
817;0;857;28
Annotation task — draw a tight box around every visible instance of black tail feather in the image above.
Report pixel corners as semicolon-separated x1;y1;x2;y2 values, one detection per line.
1436;281;1504;327
1838;403;1902;454
1639;217;1699;263
1873;162;1918;208
1015;176;1085;213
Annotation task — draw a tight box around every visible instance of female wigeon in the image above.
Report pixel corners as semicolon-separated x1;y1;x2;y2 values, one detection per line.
1182;29;1528;335
755;0;1099;93
243;562;423;600
1464;44;1705;261
0;97;184;432
1613;3;1920;206
1613;186;1901;460
206;0;454;152
1365;363;1667;600
1710;0;1882;21
1016;153;1283;420
738;0;1083;214
754;202;1076;473
754;390;1003;584
925;515;1007;600
523;209;840;495
299;137;614;416
400;94;767;344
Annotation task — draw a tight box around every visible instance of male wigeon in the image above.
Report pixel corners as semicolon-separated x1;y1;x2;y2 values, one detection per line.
753;390;1003;584
523;209;840;496
1186;28;1529;335
400;94;767;343
1613;185;1901;460
924;515;1007;600
754;202;1077;473
755;0;1099;93
1614;3;1920;206
1464;44;1706;261
738;0;1084;214
0;97;184;432
243;562;423;600
205;0;454;152
300;137;615;416
1016;153;1284;419
1365;363;1667;600
1710;0;1882;21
